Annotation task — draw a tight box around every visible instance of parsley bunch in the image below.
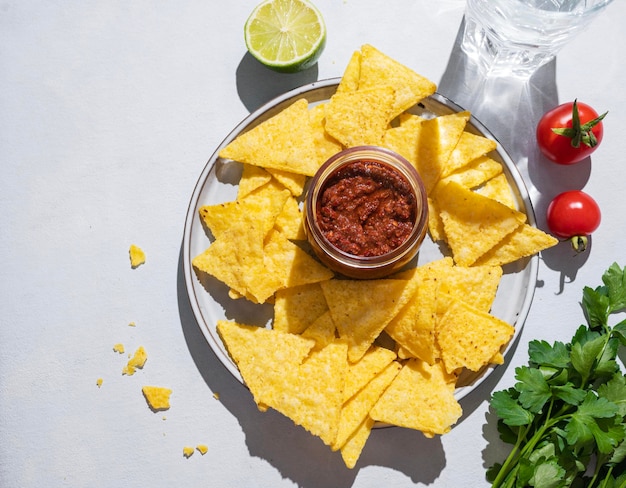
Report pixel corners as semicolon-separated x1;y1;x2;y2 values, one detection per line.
487;262;626;488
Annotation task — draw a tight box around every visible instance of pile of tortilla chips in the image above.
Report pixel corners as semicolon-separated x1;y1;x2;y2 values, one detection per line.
193;44;558;469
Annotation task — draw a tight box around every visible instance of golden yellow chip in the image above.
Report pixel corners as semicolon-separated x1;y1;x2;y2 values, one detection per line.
436;299;515;374
237;164;272;200
382;121;423;169
427;197;445;242
358;44;436;116
309;103;343;161
336;50;361;94
333;361;401;450
216;320;316;403
340;416;374;469
273;283;328;335
259;340;349;447
434;181;527;266
370;359;462;435
441;155;503;189
219;98;321;176
475;173;516;208
441;131;498;178
301;310;337;350
415;111;470;194
129;244;146;268
266;168;306;197
321;278;418;362
435;264;503;313
473;223;559;267
273;195;306;240
122;346;147;375
343;346;397;402
142;386;172;411
324;86;396;147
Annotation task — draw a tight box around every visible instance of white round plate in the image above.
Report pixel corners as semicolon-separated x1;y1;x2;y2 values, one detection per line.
182;78;538;405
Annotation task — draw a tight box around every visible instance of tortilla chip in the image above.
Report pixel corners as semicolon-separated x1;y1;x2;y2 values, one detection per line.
324;86;396;147
435;264;503;313
237;164;272;200
370;359;462;435
340;416;374;469
336;50;361;94
273;283;328;335
219;98;321;176
266;168;306;197
343;346;397;402
309;103;343;161
436;299;515;374
441;155;503;189
441;131;498;178
473;223;559;267
301;310;337;350
358;44;436;116
274;195;306;240
416;111;470;194
321;278;418;362
475;173;516;209
434;181;526;266
334;361;401;450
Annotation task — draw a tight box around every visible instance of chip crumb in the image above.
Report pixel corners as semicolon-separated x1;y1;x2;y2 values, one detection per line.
113;343;125;354
196;444;208;455
122;346;147;375
183;446;194;458
96;378;103;388
142;386;172;412
128;321;136;327
212;392;220;400
129;244;146;268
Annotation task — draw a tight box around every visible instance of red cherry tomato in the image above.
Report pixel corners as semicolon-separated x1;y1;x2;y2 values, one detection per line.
537;100;607;165
546;190;601;252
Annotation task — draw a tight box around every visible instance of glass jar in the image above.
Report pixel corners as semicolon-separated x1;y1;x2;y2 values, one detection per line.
303;146;428;279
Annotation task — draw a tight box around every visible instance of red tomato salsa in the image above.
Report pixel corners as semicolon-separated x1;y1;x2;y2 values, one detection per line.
316;160;417;257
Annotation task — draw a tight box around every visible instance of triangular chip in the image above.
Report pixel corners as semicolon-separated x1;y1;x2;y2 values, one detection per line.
440;155;503;189
333;361;401;450
435;264;503;313
358;44;436;116
473;223;559;267
370;359;462;435
475;173;516;209
441;131;498;178
436;299;515;374
216;320;316;404
237;164;272;200
321;278;418;362
301;310;337;350
415;111;470;194
324;86;396;147
340;416;374;469
309;103;343;162
273;283;328;335
266;168;306;197
343;346;397;402
434;181;527;266
273;195;306;240
218;98;320;176
336;50;361;94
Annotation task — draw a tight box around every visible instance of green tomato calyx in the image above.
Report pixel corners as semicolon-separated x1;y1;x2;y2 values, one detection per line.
551;99;608;149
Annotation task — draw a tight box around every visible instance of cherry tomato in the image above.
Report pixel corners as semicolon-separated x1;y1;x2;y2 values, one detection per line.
536;100;607;165
546;190;601;252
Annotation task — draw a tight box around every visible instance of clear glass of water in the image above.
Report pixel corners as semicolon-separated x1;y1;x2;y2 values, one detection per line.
461;0;614;78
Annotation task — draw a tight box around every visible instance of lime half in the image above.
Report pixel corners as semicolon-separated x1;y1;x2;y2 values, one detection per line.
244;0;326;73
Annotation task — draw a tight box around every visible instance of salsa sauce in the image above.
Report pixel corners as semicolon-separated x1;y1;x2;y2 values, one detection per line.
316;160;417;257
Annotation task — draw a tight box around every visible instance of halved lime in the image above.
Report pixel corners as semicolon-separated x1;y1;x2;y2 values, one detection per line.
244;0;326;73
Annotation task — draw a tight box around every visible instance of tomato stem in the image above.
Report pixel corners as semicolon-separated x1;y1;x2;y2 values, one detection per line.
570;235;588;253
551;99;608;149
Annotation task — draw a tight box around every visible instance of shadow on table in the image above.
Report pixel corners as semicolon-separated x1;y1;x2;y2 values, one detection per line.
439;20;593;293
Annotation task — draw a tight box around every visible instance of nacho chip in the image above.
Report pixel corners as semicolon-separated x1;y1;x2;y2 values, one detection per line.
475;173;516;209
259;340;349;446
435;264;503;313
274;195;306;240
333;361;401;450
336;50;361;94
324;86;396;147
267;168;306;197
340;416;374;469
473;223;558;267
216;320;316;404
309;103;343;161
416;111;470;194
358;44;436;116
434;181;527;266
237;164;272;199
370;359;462;435
441;155;503;189
321;278;418;362
301;310;337;350
436;299;515;374
441;131;498;178
273;283;328;335
427;197;445;242
382;121;423;169
343;346;397;402
219;98;321;176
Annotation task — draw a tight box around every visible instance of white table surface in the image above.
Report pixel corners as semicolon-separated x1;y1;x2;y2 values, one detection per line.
2;1;625;486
